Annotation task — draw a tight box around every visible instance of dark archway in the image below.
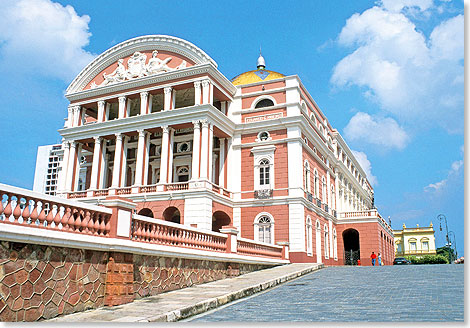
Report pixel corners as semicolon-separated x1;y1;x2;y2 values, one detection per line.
138;208;154;218
163;206;181;224
343;228;360;265
212;211;231;232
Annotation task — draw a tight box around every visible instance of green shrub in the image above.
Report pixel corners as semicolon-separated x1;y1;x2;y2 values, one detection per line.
405;255;448;264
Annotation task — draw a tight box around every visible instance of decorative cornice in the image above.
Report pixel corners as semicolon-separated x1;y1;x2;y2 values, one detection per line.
66;64;236;103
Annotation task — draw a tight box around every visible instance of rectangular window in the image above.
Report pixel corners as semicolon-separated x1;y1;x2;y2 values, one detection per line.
410;242;417;251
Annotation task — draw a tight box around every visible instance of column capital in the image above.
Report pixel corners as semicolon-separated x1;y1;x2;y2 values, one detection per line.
162;125;170;134
164;87;173;95
67;105;74;113
97;100;106;108
140;91;149;99
115;133;123;142
202;79;211;88
69;140;77;148
72;105;80;113
192;120;200;129
137;129;147;138
200;119;209;128
93;136;102;143
118;96;126;104
194;80;202;88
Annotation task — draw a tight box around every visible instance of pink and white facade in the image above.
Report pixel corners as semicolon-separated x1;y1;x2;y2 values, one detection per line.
55;35;394;266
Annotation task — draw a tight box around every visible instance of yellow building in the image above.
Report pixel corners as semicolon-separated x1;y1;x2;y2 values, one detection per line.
394;223;436;257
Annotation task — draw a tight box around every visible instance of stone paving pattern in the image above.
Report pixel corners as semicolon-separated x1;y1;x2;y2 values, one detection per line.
47;263;322;322
0;241;107;321
193;264;464;322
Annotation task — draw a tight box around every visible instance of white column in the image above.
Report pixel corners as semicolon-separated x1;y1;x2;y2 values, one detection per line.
148;94;153;113
65;141;76;191
67;106;73;128
140;92;149;115
191;120;201;180
200;120;209;179
335;175;340;212
143;133;150;185
134;129;147;186
120;136;128;187
59;141;70;192
111;133;123;188
326;171;331;212
164;87;172;111
202;80;211;104
159;126;170;184
118;96;126;119
105;103;110;121
194;81;201;105
219;138;225;188
89;136;102;190
73;144;82;191
221;101;227;115
208;124;214;182
97;101;106;123
72;106;81;127
168;129;174;183
99;141;107;189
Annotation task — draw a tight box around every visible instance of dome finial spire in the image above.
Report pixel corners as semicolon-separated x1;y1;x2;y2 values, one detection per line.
257;46;265;70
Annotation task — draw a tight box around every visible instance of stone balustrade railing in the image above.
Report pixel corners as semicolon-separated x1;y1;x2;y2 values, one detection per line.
131;214;227;252
0;183;112;236
339;210;378;218
237;237;283;259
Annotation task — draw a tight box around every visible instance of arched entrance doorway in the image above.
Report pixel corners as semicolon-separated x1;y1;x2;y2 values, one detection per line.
162;207;181;224
212;211;231;232
137;208;154;218
343;228;360;265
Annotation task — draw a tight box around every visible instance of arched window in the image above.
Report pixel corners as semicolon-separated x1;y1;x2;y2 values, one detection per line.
322;176;327;203
254;98;274;108
409;238;417;251
324;224;329;259
421;238;429;251
310;113;316;124
259;159;270;187
301;101;307;113
314;169;319;198
304;161;311;192
177;166;189;182
254;213;274;244
333;228;337;260
306;217;313;256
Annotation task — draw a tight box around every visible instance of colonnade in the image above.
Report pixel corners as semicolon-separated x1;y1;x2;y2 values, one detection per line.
59;119;230;195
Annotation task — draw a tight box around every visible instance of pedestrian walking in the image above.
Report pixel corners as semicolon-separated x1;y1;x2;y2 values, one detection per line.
378;252;382;266
370;252;377;266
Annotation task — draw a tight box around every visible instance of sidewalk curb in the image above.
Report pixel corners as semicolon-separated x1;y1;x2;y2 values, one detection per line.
142;263;324;322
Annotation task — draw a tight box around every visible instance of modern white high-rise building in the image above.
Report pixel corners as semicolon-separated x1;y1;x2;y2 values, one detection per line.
33;144;64;195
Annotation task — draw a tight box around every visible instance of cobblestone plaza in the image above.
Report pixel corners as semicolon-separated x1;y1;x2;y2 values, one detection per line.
191;264;464;322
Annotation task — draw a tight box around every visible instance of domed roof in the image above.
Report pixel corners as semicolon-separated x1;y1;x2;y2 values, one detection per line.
231;69;285;85
231;51;284;86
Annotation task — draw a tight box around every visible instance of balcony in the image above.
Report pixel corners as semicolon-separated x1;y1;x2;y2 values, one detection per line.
67;181;232;200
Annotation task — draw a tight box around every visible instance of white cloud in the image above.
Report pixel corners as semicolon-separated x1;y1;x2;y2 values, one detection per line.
0;0;95;81
351;150;378;186
424;159;463;192
380;0;434;13
331;5;464;135
344;112;409;150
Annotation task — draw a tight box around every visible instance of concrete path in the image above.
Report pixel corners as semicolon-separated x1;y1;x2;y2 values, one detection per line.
47;263;323;322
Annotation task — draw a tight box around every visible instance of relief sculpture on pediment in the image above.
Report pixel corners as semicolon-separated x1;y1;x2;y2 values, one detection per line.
91;50;189;89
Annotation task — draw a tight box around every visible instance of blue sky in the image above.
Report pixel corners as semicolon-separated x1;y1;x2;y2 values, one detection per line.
0;0;464;256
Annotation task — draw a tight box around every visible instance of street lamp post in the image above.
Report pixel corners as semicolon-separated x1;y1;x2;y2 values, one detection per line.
448;231;457;261
437;214;451;264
